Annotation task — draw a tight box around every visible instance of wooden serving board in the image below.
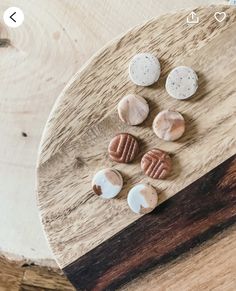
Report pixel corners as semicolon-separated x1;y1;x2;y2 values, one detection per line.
37;6;236;290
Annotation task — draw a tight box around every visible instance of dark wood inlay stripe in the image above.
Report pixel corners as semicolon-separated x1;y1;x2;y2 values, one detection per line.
64;155;236;291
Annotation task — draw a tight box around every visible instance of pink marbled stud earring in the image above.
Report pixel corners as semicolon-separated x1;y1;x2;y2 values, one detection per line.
117;94;149;125
153;110;185;141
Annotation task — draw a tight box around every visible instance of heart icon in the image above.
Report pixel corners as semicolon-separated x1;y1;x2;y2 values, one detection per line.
214;12;226;23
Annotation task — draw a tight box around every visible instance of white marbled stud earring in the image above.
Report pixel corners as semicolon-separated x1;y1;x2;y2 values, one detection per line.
127;183;158;214
92;168;123;199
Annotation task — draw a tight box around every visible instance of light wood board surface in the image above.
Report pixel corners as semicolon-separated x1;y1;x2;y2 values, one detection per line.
37;5;236;290
0;255;74;291
1;0;225;263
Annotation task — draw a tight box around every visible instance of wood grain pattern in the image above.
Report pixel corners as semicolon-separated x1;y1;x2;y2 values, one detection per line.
0;255;74;291
63;155;236;290
125;225;236;291
37;5;236;289
0;0;225;266
2;0;217;262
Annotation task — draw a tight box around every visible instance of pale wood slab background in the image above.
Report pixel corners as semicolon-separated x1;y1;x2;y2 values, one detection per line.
1;0;226;264
0;255;74;291
37;6;236;290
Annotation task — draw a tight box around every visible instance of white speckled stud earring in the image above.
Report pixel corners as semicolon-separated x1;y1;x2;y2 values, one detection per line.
129;53;161;86
166;66;198;100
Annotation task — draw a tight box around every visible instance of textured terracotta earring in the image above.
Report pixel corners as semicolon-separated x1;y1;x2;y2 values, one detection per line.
108;133;139;163
141;149;172;179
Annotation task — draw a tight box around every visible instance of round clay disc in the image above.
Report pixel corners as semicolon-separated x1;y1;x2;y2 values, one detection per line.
153;110;185;141
129;53;161;86
166;66;198;100
108;133;139;163
117;94;149;125
141;149;172;179
127;183;158;214
92;168;123;199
